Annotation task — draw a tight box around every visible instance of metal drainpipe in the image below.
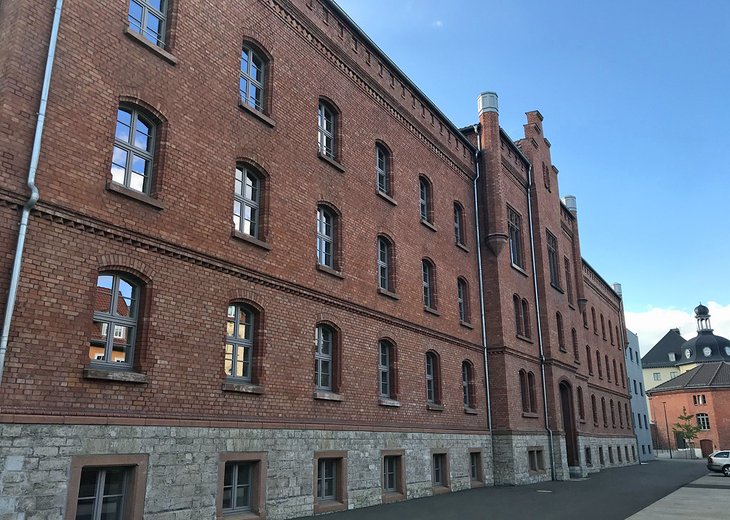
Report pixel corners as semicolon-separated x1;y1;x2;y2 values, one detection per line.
472;126;493;434
525;164;556;480
0;0;64;386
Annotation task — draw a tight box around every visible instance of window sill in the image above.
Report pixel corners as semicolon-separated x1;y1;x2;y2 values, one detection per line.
238;100;276;128
313;390;343;402
550;282;564;294
432;485;450;495
568;303;576;311
376;190;397;206
316;264;344;279
471;480;485;489
378;397;401;408
424;306;440;316
574;359;581;365
464;407;478;415
231;229;272;251
426;403;444;412
377;288;400;300
123;27;178;65
516;334;533;344
511;263;529;277
559;347;567;353
314;500;347;514
579;419;586;424
317;151;345;173
382;491;406;504
420;219;437;232
522;412;539;419
460;321;474;330
456;242;470;253
221;511;264;520
83;367;148;384
222;381;265;394
107;181;165;210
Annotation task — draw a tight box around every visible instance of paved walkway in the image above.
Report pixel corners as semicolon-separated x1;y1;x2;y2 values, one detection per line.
628;471;730;519
297;460;709;520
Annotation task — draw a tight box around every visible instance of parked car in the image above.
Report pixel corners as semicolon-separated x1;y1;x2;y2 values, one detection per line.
707;451;730;476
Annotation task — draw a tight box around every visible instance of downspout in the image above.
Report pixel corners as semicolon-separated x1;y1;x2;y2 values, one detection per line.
525;164;556;480
0;0;64;386
472;125;493;434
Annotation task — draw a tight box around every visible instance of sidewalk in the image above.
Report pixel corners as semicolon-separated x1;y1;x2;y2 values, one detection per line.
628;471;730;519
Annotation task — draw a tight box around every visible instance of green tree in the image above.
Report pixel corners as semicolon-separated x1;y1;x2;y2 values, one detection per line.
672;407;701;457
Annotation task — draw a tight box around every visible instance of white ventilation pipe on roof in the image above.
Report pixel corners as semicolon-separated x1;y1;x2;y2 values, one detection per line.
0;0;64;386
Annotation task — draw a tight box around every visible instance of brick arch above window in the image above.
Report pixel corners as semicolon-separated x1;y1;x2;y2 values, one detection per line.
226;289;266;309
118;95;168;125
97;255;156;285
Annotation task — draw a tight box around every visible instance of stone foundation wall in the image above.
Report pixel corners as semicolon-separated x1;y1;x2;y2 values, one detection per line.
492;432;552;485
579;435;638;475
0;423;492;520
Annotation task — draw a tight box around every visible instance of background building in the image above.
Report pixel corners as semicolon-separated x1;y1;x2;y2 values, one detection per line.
642;328;687;393
0;0;633;518
625;330;654;461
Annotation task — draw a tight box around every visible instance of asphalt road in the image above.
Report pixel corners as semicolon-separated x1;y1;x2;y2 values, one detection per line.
297;460;708;520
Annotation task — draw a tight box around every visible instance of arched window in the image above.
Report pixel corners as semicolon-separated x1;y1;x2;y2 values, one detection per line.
620;363;625;388
612;359;618;386
507;206;524;269
419;176;433;223
128;0;168;47
591;307;597;334
316;205;337;269
422;259;436;310
462;361;475;409
519;370;529;412
610;399;616;428
240;45;266;112
583;309;588;329
616;326;621;348
572;328;579;361
514;295;524;336
425;351;441;404
596;351;603;378
91;272;140;367
379;339;396;400
625;403;630;429
606;355;611;382
556;312;565;352
601;397;607;426
318;100;337;159
586;346;593;374
527;371;537;413
111;106;156;194
577;386;585;421
376;144;391;195
601;314;606;340
522;299;531;338
618;401;624;428
233;164;263;239
315;324;337;392
377;236;395;292
225;303;256;382
609;319;614;344
454;202;466;246
591;394;598;424
457;278;470;324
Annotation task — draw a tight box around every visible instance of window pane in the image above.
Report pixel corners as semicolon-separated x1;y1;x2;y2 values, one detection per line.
116;279;136;317
133;124;150;151
144;14;163;45
128;2;143;31
90;320;109;360
78;469;99;499
147;0;164;12
103;468;126;495
110;329;133;363
99;496;124;520
95;275;114;312
115;110;132;142
129;171;146;193
111;147;128;185
251;54;263;82
75;500;95;520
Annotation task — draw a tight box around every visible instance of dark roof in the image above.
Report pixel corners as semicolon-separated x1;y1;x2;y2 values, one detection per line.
641;329;687;368
677;331;730;365
647;362;730;393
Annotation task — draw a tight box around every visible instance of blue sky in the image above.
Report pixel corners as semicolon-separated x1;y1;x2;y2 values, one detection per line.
335;0;730;351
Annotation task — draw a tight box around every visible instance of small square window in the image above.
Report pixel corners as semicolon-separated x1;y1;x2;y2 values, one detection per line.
469;450;484;487
217;453;267;520
65;454;148;520
431;452;449;492
381;450;405;503
313;451;347;514
528;448;545;473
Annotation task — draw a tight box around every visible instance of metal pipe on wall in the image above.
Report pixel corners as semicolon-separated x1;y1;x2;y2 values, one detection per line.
0;0;64;386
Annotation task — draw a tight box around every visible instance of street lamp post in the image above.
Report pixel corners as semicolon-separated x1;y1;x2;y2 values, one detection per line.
663;401;672;459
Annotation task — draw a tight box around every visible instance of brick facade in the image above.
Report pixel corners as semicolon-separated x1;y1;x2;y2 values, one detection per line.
0;0;633;518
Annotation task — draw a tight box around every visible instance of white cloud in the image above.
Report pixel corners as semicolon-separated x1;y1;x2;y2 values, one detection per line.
625;301;730;356
432;20;444;28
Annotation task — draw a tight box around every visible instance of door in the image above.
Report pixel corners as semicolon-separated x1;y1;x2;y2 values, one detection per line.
701;439;714;457
559;382;579;466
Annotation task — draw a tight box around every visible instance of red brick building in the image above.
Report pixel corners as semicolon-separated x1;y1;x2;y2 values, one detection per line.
0;0;633;518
